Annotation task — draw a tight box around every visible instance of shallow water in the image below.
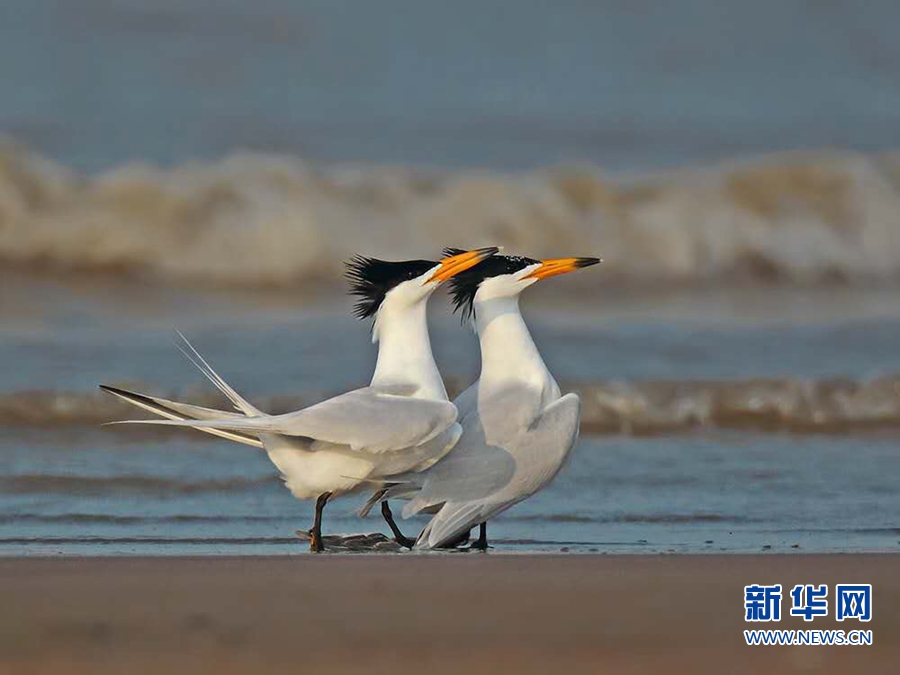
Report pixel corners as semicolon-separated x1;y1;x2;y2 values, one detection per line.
3;289;900;433
1;289;898;556
5;286;900;394
1;429;897;556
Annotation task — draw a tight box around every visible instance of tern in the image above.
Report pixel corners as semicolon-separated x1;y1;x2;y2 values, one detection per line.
368;251;600;550
101;246;498;551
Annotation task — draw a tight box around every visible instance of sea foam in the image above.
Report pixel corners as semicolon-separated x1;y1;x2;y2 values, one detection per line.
2;141;900;287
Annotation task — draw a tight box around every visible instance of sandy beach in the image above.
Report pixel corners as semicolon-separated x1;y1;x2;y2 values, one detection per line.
1;554;896;674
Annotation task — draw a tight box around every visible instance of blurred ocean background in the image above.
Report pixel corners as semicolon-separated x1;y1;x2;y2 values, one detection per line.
1;1;898;555
4;1;900;172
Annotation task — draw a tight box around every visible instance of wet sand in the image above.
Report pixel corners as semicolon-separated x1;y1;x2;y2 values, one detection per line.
1;554;897;674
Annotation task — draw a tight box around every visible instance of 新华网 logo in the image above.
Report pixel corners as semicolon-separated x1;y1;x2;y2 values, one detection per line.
744;583;871;623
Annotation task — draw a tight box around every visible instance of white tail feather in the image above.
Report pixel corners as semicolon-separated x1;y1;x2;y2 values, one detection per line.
99;385;264;448
173;329;261;416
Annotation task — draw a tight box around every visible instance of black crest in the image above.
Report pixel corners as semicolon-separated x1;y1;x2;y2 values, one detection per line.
344;256;438;319
444;248;539;323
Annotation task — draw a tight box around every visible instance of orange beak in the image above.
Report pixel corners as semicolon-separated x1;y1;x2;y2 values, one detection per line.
523;257;602;280
428;247;500;283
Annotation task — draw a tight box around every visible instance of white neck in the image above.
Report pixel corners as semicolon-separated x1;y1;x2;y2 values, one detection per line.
474;295;557;395
370;300;448;400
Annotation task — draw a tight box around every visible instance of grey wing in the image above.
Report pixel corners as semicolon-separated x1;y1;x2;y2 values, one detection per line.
293;388;459;452
504;391;581;497
401;429;517;518
402;385;548;517
415;502;491;549
112;387;458;454
413;393;581;549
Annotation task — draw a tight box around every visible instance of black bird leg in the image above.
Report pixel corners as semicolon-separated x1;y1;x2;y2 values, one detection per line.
308;491;332;553
469;522;489;550
381;501;416;549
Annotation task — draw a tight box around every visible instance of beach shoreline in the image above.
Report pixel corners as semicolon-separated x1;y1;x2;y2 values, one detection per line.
2;554;897;673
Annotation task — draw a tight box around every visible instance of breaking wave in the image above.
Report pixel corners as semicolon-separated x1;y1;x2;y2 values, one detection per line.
3;375;899;434
2;140;900;287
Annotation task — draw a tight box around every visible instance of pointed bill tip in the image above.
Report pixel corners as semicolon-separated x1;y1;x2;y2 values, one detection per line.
524;256;603;280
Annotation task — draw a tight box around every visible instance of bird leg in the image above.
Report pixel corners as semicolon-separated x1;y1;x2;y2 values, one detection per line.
308;491;332;553
381;501;416;549
469;522;489;550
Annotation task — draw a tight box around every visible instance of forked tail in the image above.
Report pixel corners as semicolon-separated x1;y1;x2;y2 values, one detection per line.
172;330;261;416
99;330;264;448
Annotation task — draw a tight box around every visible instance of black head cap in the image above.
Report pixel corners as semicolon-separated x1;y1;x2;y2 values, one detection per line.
345;256;438;319
444;248;539;323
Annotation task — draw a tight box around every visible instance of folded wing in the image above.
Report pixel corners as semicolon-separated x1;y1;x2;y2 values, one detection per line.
112;387;458;454
413;393;581;548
